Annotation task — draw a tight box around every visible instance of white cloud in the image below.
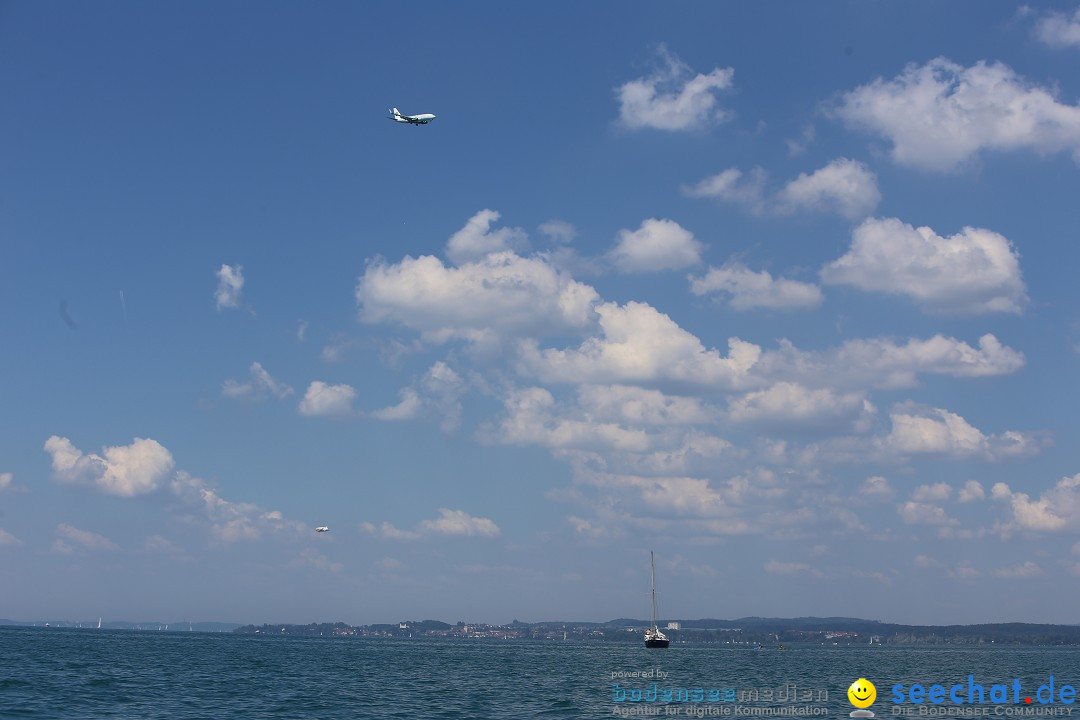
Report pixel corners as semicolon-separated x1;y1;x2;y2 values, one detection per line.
370;388;422;421
169;471;304;542
727;382;872;430
897;501;958;526
860;476;893;499
362;510;500;539
775;158;880;220
223;362;294;400
0;472;11;492
821;218;1027;315
576;385;714;426
1033;6;1080;47
0;528;22;547
911;482;952;502
298;381;357;417
992;474;1080;534
357;249;599;348
759;333;1025;389
215;264;245;310
56;523;118;550
497;387;651;452
958;480;986;503
993;561;1043;579
445;209;528;265
370;362;466;432
419;508;501;537
45;435;174;497
834;58;1080;170
690;263;823;310
882;406;1041;461
519;301;761;388
684;159;878;220
616;45;735;131
609;218;704;273
682;167;767;214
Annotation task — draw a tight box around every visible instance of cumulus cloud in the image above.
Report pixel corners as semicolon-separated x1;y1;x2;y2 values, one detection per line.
821;218;1027;315
445;209;529;265
897;501;958;526
758;333;1025;389
496;386;651;452
616;45;735;131
370;388;422;421
519;301;761;388
44;435;174;497
882;405;1042;460
684;159;879;220
170;471;305;542
992;473;1080;534
357;249;599;348
576;385;714;426
833;58;1080;170
682;168;767;214
215;264;245;310
860;476;893;499
690;263;823;310
420;508;501;537
911;482;952;502
299;381;357;417
727;382;873;431
958;480;986;503
222;362;294;400
362;509;500;539
609;218;704;273
774;158;880;220
45;436;303;543
1032;6;1080;47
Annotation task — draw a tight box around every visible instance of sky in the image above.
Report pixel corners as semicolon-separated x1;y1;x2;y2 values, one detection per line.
3;1;1080;627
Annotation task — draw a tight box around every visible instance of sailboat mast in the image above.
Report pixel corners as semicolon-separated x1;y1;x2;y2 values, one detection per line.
650;551;658;628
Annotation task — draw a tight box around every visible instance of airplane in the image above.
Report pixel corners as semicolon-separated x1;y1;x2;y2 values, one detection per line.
315;526;330;533
388;107;436;125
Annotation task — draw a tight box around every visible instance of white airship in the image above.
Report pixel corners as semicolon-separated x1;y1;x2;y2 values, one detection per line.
314;526;330;533
388;107;436;125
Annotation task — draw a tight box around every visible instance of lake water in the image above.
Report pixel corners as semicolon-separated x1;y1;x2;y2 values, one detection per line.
3;626;1079;719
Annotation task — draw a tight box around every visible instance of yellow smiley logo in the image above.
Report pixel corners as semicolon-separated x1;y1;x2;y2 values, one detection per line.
848;679;876;709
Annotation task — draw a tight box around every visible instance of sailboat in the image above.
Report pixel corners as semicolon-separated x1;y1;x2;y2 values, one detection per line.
644;551;670;649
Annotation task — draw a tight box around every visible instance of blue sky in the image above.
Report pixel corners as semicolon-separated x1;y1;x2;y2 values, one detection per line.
3;1;1080;626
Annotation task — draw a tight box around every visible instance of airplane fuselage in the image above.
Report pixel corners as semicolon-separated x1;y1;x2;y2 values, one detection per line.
390;108;436;125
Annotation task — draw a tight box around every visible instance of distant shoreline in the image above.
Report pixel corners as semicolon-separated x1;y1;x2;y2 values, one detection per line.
8;616;1078;645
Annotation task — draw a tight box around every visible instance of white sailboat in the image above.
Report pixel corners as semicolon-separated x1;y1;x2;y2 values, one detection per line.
97;617;102;629
644;551;670;649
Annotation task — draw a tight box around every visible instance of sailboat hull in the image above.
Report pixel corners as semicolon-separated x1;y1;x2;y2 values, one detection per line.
645;638;670;649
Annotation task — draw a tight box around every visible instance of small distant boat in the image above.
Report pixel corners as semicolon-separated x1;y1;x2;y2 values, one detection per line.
644;551;669;649
97;618;102;629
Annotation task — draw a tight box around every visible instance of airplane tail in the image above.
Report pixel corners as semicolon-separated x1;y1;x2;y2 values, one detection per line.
391;107;401;116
